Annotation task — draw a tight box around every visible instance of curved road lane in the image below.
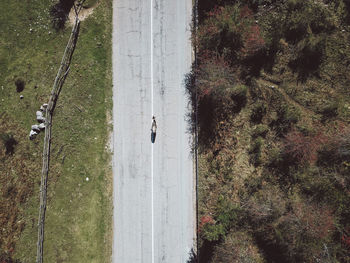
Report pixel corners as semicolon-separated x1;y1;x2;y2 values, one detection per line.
112;0;195;262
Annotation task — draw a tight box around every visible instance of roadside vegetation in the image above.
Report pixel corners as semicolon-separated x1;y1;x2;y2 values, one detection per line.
0;0;112;262
190;0;350;262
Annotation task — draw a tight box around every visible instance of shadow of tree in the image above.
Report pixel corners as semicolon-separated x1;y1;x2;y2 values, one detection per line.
50;0;75;30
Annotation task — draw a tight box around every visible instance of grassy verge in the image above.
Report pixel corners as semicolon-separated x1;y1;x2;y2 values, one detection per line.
0;0;112;262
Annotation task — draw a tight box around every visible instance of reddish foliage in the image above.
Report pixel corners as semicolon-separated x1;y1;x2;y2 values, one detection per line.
199;215;215;232
286;202;335;242
207;6;224;17
241;25;265;56
240;5;253;19
196;54;236;99
283;129;328;165
341;233;350;249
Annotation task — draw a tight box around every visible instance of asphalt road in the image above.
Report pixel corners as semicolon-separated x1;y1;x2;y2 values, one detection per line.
112;0;195;262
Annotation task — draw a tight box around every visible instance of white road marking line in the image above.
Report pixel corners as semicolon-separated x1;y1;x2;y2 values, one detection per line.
150;0;154;262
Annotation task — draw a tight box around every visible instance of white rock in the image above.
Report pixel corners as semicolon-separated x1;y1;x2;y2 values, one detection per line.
36;110;43;117
31;125;40;132
38;123;46;130
86;177;89;181
37;116;46;123
29;130;38;140
20;95;24;99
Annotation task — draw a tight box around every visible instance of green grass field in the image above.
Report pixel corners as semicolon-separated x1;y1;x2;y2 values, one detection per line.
0;0;112;262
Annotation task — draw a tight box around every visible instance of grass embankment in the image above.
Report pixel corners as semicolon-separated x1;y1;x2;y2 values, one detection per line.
0;0;112;262
191;0;350;262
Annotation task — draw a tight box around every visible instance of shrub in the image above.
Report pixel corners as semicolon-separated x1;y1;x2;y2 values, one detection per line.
319;101;339;121
241;25;265;58
198;4;265;62
274;104;300;134
196;55;236;100
289;34;327;80
202;197;242;242
50;0;75;30
250;102;266;123
231;85;248;111
283;129;327;165
275;201;335;262
202;223;226;242
249;137;264;166
252;124;269;138
211;231;264;263
14;79;24;93
197;5;242;60
280;0;335;43
317;128;350;166
0;133;17;155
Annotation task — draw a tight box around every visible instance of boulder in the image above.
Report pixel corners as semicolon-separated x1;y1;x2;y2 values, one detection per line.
29;130;38;140
37;116;46;123
31;125;40;132
38;123;46;130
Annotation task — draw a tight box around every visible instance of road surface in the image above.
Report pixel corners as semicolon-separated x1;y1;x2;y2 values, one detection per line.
112;0;195;262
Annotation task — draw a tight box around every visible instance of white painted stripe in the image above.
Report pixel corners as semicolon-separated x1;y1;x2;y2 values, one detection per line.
150;0;154;262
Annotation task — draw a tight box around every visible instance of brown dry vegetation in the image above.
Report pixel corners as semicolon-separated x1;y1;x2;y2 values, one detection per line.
0;113;41;259
192;0;350;262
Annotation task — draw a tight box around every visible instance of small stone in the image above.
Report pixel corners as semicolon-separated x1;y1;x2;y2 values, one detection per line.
38;123;46;130
29;130;38;140
31;125;40;132
86;177;89;181
20;95;24;99
37;116;46;123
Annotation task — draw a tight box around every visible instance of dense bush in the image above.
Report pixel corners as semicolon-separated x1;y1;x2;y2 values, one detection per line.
14;79;24;93
197;4;265;63
318;101;339;121
0;133;17;155
230;85;247;111
249;137;263;166
274;104;301;135
250;102;266;123
196;0;350;262
317;128;350;165
202;197;242;242
50;0;75;30
251;124;269;138
211;231;264;263
283;129;327;165
196;55;236;100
